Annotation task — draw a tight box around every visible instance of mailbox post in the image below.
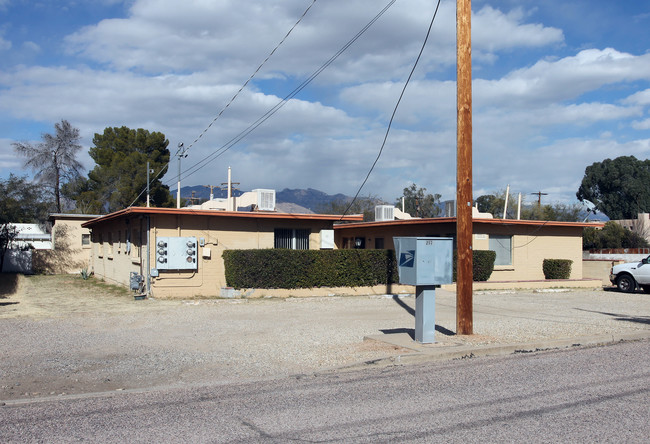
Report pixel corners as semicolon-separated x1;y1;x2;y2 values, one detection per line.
393;237;453;343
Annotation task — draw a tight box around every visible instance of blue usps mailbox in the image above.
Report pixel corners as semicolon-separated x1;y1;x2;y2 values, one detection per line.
393;237;453;343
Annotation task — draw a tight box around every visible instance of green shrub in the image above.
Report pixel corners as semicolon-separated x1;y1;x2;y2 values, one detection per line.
542;259;573;279
452;249;497;282
222;249;398;289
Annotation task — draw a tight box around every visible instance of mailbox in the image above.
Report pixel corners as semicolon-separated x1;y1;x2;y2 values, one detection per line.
393;236;453;344
393;237;453;286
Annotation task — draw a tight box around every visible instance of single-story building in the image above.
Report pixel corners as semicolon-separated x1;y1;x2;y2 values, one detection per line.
33;213;102;274
334;215;604;288
82;207;363;298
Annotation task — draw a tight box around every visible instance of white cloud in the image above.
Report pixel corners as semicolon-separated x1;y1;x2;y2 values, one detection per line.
477;48;650;107
632;118;650;130
624;88;650;106
21;41;41;53
1;0;650;205
473;6;564;52
61;0;566;80
0;139;22;170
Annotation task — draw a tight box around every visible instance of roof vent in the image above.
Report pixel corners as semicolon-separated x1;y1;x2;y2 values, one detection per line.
375;205;395;221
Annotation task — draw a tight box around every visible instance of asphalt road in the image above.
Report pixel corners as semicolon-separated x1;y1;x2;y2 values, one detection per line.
2;339;648;443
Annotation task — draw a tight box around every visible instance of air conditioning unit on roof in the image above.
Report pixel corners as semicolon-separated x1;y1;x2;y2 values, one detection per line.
375;205;395;221
254;189;275;211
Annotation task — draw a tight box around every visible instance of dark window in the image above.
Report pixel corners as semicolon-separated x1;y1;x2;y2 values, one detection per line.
375;238;384;249
274;228;310;250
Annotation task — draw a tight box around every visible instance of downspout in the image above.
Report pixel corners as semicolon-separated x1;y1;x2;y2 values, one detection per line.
146;215;151;296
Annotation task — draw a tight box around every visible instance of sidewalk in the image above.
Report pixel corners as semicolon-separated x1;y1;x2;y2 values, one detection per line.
358;287;650;369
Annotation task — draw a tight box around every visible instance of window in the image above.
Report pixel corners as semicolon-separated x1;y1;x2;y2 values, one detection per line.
82;233;91;248
375;238;384;249
274;228;310;250
489;235;512;266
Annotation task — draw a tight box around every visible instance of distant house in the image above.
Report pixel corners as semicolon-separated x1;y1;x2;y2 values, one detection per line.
335;212;604;288
612;213;650;243
11;223;52;250
48;214;102;274
82;207;362;298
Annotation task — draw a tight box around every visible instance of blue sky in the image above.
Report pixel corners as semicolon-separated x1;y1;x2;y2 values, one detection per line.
1;0;649;210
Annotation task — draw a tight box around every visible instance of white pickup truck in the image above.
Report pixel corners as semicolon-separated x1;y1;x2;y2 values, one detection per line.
610;256;650;293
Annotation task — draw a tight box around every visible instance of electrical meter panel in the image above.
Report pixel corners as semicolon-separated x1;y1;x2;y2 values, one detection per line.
155;236;198;270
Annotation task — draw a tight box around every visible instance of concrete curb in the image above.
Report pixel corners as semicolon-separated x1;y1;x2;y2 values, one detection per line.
334;330;650;371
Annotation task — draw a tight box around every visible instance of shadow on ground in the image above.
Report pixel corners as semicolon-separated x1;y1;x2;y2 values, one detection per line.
0;273;20;298
387;295;457;339
575;308;650;326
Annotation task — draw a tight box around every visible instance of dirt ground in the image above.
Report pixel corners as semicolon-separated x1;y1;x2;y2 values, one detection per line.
2;274;648;402
0;274;175;319
0;274;412;401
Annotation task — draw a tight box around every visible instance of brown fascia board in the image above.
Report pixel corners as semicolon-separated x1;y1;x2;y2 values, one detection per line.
82;206;363;228
333;217;604;230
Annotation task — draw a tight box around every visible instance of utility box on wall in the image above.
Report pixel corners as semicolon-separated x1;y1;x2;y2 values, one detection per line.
155;236;198;270
393;237;453;286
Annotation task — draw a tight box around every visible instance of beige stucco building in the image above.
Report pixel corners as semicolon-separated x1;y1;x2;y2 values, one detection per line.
335;217;604;286
612;212;650;243
81;204;604;297
29;214;101;274
82;207;362;298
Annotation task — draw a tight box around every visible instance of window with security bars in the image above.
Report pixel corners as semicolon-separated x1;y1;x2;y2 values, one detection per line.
274;228;310;250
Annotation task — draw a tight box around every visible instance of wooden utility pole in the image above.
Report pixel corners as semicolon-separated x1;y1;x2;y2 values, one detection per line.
531;191;548;206
456;0;473;335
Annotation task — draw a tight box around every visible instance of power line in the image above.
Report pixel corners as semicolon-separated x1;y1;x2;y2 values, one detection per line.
184;0;318;153
340;0;442;220
169;0;399;187
129;0;317;208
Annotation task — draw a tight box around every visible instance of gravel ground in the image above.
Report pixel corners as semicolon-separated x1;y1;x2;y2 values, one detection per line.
0;274;648;401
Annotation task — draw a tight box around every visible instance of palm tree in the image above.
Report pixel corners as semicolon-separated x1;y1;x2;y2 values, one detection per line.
13;120;84;213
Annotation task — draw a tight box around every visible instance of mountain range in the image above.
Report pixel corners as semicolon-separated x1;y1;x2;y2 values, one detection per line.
178;186;351;213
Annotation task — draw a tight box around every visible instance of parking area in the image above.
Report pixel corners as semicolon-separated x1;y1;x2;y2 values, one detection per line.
1;274;648;401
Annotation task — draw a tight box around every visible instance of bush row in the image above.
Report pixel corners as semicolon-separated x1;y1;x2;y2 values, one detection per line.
223;248;501;290
222;249;399;289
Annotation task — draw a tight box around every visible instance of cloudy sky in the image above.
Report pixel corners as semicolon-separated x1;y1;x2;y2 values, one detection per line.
1;0;649;208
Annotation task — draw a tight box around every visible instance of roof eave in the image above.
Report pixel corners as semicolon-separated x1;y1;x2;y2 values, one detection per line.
82;207;363;227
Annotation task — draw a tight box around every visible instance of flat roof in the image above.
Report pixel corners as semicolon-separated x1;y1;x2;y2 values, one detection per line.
82;206;363;228
334;217;604;230
49;213;103;221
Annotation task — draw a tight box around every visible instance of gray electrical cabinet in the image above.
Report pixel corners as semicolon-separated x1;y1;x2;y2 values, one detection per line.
394;237;453;286
155;236;198;270
393;237;453;343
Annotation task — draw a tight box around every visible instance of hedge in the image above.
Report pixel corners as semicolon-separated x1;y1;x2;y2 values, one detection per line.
222;249;399;289
452;249;497;282
542;259;573;279
223;248;497;290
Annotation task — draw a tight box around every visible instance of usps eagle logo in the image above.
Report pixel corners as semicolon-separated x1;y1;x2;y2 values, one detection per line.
399;250;415;268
